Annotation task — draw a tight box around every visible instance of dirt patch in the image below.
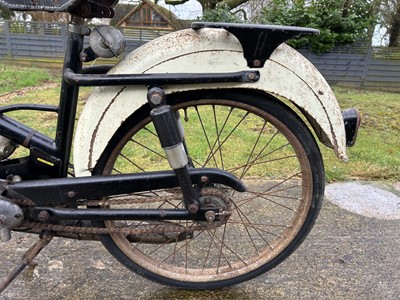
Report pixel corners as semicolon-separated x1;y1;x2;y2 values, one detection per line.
0;82;59;104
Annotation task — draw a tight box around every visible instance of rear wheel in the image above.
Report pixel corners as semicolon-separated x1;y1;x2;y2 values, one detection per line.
93;90;324;289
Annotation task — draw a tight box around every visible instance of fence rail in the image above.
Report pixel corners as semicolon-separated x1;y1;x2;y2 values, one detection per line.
300;44;400;90
1;20;400;90
0;20;168;61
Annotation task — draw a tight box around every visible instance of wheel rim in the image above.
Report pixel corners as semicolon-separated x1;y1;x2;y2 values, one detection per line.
99;99;314;283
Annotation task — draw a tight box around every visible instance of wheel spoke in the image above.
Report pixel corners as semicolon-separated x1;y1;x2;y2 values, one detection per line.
194;106;220;168
129;138;166;160
239;120;267;179
213;105;225;170
232;202;273;249
203;109;249;168
236;171;302;206
119;152;146;172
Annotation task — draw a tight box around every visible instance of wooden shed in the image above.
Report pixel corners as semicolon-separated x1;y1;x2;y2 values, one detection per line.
116;0;187;31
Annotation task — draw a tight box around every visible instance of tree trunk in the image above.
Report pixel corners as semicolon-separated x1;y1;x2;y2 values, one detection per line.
197;0;219;10
165;0;249;11
342;0;352;18
388;3;400;47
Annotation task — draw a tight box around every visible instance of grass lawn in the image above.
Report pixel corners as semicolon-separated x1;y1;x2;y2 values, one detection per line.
325;87;399;182
0;64;399;182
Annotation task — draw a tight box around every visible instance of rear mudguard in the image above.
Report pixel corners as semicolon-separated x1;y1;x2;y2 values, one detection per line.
73;28;348;177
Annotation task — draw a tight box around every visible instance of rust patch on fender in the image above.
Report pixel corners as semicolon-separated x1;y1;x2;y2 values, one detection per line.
88;86;126;169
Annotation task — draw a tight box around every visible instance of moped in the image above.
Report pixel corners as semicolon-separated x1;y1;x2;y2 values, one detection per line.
0;0;360;291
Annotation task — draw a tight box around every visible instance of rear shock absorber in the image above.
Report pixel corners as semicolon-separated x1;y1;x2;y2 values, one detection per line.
147;87;200;214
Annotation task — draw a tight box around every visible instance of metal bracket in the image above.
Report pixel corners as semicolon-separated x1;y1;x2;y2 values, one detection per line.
191;22;319;68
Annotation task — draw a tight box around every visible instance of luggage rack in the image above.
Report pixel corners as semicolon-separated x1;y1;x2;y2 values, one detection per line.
192;22;319;68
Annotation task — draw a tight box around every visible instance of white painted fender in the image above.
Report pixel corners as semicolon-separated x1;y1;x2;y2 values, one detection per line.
74;28;348;177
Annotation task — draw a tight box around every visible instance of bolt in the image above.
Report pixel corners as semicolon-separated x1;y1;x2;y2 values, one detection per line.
67;191;77;198
147;87;166;106
247;72;257;81
37;211;49;222
80;53;88;62
149;93;163;106
200;176;209;184
80;26;91;36
188;203;199;214
253;59;261;67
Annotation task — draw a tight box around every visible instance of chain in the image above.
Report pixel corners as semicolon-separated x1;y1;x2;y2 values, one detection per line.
21;221;217;236
18;188;229;236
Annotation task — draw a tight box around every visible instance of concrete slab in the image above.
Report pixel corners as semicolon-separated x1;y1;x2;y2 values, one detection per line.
325;181;400;220
1;181;399;299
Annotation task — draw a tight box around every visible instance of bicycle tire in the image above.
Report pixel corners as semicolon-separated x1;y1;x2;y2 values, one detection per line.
92;89;325;289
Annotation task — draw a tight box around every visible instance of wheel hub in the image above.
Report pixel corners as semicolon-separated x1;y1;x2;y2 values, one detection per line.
198;188;232;226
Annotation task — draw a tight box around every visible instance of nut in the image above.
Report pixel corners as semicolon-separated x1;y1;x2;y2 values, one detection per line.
37;211;49;222
188;203;199;214
205;211;215;223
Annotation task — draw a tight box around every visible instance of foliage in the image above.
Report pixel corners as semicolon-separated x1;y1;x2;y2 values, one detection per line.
166;0;248;11
201;4;244;23
258;0;377;53
0;6;14;20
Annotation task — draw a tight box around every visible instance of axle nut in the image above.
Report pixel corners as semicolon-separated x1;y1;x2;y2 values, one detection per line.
188;203;199;214
205;211;216;223
37;211;50;222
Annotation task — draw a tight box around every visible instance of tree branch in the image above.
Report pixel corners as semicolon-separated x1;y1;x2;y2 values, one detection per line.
165;0;190;5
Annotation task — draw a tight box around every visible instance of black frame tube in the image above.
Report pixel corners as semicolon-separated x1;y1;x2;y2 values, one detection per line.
0;104;58;114
7;168;246;206
54;16;85;177
64;68;260;86
0;115;57;155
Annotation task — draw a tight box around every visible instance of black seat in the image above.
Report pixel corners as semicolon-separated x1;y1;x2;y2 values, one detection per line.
0;0;81;12
0;0;118;18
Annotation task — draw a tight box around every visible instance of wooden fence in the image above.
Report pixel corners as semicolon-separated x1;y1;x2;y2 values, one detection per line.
300;44;400;90
0;20;168;61
1;20;400;91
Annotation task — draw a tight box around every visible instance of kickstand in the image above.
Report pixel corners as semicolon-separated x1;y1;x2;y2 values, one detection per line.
0;231;53;294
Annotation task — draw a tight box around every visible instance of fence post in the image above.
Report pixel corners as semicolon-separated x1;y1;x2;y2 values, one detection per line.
361;45;373;82
4;21;13;58
60;23;68;55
